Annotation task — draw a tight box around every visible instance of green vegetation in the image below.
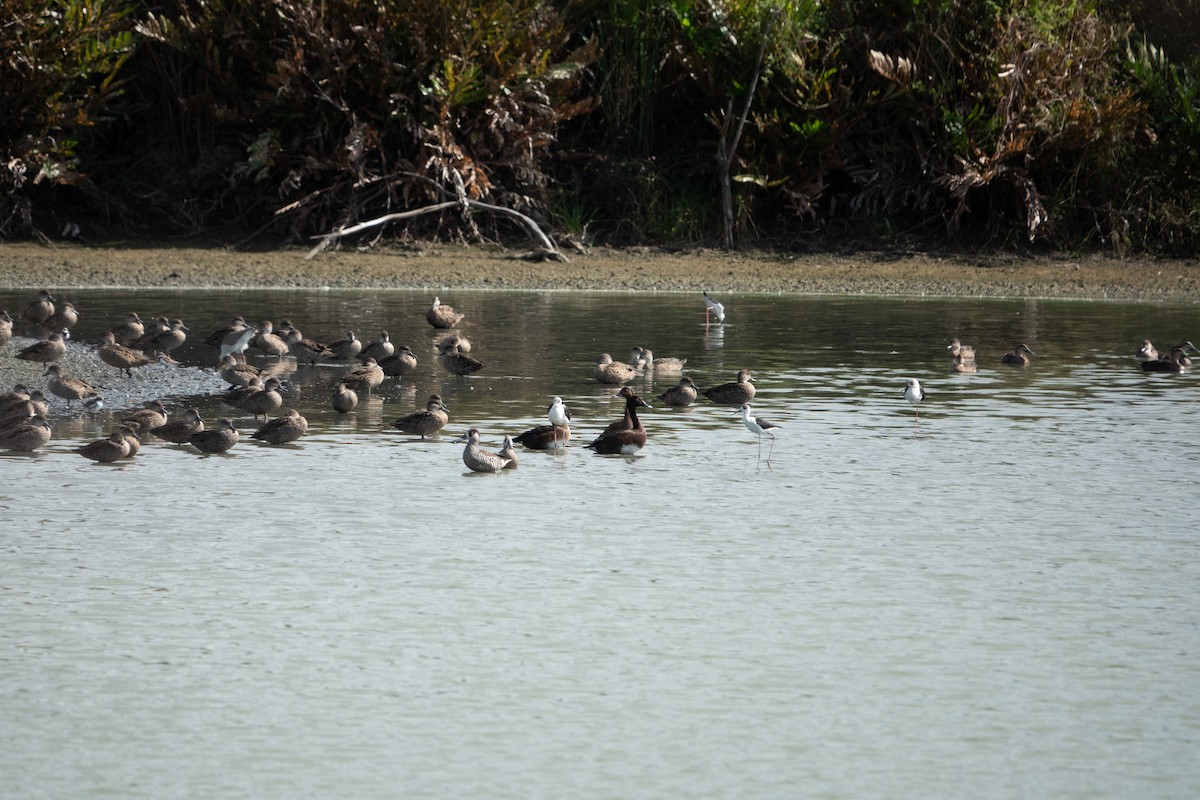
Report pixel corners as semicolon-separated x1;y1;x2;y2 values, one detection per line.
1;0;1197;254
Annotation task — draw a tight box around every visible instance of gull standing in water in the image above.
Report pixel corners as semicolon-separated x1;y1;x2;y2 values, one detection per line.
736;403;781;470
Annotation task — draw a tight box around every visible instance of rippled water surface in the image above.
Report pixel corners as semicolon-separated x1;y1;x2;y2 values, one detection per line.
3;288;1199;799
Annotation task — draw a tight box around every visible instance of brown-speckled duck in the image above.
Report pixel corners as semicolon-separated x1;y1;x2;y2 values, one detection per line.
393;394;449;439
250;407;308;444
150;408;204;444
379;345;418;377
702;369;755;405
75;429;132;463
22;290;55;326
657;376;698;407
44;364;101;408
426;297;464;328
331;382;358;413
594;353;639;385
0;414;52;452
121;399;169;432
190;417;239;453
438;339;484;376
16;330;68;364
99;330;154;377
455;428;516;473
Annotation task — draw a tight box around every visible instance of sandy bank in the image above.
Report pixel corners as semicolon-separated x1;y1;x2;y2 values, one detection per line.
0;241;1196;301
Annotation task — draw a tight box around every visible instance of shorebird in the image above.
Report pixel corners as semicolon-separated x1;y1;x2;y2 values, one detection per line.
426;296;464;328
99;330;154;377
737;403;781;469
703;291;725;325
205;316;247;347
455;428;516;473
1001;343;1035;366
15;330;68;364
587;388;651;455
904;378;925;422
393;394;450;439
219;323;258;362
657;376;698;407
594;353;639;385
702;369;755;405
150;408;204;444
75;429;131;463
190;417;239;454
250;407;309;444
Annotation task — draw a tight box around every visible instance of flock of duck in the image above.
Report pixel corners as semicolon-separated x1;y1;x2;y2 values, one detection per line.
1;288;1195;472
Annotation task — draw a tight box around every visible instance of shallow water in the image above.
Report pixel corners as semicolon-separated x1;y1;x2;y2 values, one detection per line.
2;288;1199;799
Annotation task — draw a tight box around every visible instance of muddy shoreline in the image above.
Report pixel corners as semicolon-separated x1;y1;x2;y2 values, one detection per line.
0;241;1196;301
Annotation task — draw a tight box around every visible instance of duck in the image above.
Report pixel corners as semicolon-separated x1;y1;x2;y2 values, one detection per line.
15;330;68;363
1142;347;1189;373
120;399;169;432
657;375;698;407
0;309;13;347
22;290;55;326
0;392;49;429
98;330;154;377
328;330;363;360
219;354;262;388
393;394;450;439
587;387;651;454
286;327;335;364
454;428;516;472
359;331;394;362
190;417;239;454
438;333;472;354
339;358;385;393
1135;339;1158;362
44;364;101;408
331;382;358;413
44;300;80;331
947;338;976;361
111;312;145;345
236;377;285;419
0;414;52;452
253;320;290;357
75;429;131;463
426;296;464;328
1001;343;1035;366
150;407;204;444
250;407;308;444
379;345;417;377
949;353;977;374
118;423;142;457
0;384;32;410
594;353;639;385
438;339;484;375
515;396;572;451
1166;340;1199;367
702;369;755;405
499;435;520;469
205;316;248;347
636;347;687;374
138;318;189;356
703;291;725;325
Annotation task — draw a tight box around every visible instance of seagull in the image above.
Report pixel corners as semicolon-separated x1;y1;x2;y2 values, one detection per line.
703;291;725;325
904;378;925;422
736;403;780;469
